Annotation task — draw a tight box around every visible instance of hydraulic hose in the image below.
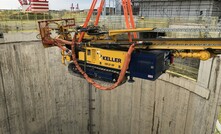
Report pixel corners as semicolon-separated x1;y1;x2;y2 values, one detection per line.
54;35;135;90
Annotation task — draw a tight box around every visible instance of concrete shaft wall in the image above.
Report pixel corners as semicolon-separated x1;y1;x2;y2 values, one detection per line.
0;42;221;134
0;42;89;134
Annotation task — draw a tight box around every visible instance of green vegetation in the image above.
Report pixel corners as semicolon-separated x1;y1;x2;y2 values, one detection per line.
0;10;87;32
0;10;86;21
0;11;52;21
9;12;52;20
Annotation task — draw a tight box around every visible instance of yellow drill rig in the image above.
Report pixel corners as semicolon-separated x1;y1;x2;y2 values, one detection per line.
38;0;221;90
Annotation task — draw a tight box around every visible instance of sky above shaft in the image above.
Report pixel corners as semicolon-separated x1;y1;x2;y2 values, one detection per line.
0;0;94;10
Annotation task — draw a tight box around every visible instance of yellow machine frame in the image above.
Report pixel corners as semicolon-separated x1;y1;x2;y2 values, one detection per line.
79;47;126;70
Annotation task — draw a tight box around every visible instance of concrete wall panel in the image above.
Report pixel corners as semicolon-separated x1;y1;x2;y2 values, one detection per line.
0;42;89;134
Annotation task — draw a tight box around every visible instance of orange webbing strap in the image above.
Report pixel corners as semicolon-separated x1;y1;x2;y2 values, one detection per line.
54;36;134;90
127;0;137;38
121;0;132;42
94;0;105;26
